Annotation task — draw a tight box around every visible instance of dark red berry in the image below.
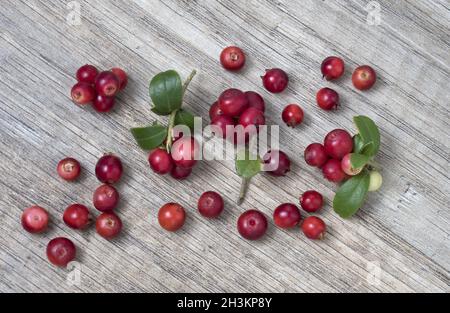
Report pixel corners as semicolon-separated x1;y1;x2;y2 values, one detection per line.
316;88;339;111
262;68;288;93
282;104;304;127
322;159;347;182
198;191;224;218
171;136;199;169
323;129;353;160
63;204;91;229
148;148;173;175
111;67;128;90
95;71;120;97
93;94;115;112
237;210;268;240
71;82;96;105
211;115;234;139
76;64;98;84
304;143;328;167
218;88;249;117
300;191;324;213
21;206;49;234
352;65;376;90
263;150;291;176
245;91;265;112
238;107;265;130
158;203;186;232
170;165;192;180
93;184;120;212
46;237;76;267
57;157;81;181
220;46;246;71
95;154;123;184
301;216;326;240
96;212;122;239
321;56;345;80
209;101;224;120
273;203;301;229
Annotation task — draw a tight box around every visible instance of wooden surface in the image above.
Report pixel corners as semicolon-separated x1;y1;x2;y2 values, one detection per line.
0;0;449;293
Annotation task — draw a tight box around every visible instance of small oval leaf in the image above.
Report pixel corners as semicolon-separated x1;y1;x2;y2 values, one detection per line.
149;70;183;115
353;116;380;157
131;124;168;150
350;153;371;169
175;109;195;131
236;149;262;179
333;172;370;218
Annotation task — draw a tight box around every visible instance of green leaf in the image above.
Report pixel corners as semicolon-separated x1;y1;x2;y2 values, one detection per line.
149;70;183;116
131;124;168;150
350;153;371;169
353;135;364;154
236;149;262;179
353;116;380;157
333;172;370;218
174;109;195;131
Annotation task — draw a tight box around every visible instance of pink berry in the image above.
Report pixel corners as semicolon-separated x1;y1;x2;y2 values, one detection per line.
158;203;186;232
237;210;268;240
321;56;345;80
211;115;234;139
21;206;49;234
341;153;363;176
322;159;347;182
263;150;291;177
245;91;265;112
282;104;304;127
76;64;98;84
71;82;96;105
93;94;115;112
96;212;122;239
170;165;192;180
316;88;339;111
46;237;76;267
273;203;301;229
218;88;249;117
63;204;91;229
93;184;120;212
198;191;224;218
262;68;288;93
324;129;353;160
111;67;128;90
57;157;81;181
171;136;199;169
209;101;223;120
304;143;328;167
95;71;120;97
220;46;246;71
148;148;173;175
300;191;323;213
352;65;376;90
95;154;123;184
301;216;326;240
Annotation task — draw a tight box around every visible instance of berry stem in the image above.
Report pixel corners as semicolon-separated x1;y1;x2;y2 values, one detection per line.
182;69;197;95
238;177;250;205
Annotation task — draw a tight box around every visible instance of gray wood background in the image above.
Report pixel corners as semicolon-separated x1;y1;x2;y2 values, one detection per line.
0;0;449;293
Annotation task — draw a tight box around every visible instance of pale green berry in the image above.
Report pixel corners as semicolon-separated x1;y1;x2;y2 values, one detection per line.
368;171;382;191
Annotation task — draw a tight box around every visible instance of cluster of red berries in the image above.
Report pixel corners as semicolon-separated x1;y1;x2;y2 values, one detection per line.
71;64;128;112
21;154;124;267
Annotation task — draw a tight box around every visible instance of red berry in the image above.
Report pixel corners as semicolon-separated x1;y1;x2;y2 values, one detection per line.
324;129;353;160
352;65;376;90
322;159;347;182
93;184;120;212
263;150;291;177
21;206;49;234
245;91;265;112
93;94;115;112
273;203;301;229
321;56;345;80
95;154;123;184
171;136;199;169
238;107;265;129
209;101;223;120
304;143;328;167
95;71;120;97
76;64;98;84
341;153;363;176
218;88;249;117
170;165;192;180
158;203;186;232
237;210;268;240
300;191;323;213
282;104;304;127
63;204;91;229
220;46;246;71
262;68;288;93
198;191;224;218
111;67;128;90
301;216;326;240
57;157;81;181
71;82;96;105
148;148;173;175
211;115;234;139
316;87;339;111
96;212;122;239
47;237;76;267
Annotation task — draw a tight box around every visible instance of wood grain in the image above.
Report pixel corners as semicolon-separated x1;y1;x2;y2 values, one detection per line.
0;0;448;292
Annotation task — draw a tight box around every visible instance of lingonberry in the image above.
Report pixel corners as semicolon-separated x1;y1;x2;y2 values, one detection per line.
211;115;234;139
170;165;192;180
96;212;122;239
237;210;268;240
93;184;120;212
198;191;224;218
301;216;326;240
93;94;115;112
300;191;324;213
95;71;120;97
209;101;224;120
218;88;249;117
111;67;128;90
158;203;186;232
63;204;91;229
76;64;98;84
273;203;301;229
245;91;265;112
148;148;173;175
316;87;339;111
341;153;363;176
71;82;96;105
21;206;49;234
263;150;291;176
368;171;383;191
322;159;347;183
282;104;304;127
57;157;81;181
171;136;199;169
324;129;353;160
304;143;328;167
321;56;345;80
262;68;288;93
238;107;265;130
46;237;76;267
220;46;246;71
352;65;376;90
95;154;123;184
